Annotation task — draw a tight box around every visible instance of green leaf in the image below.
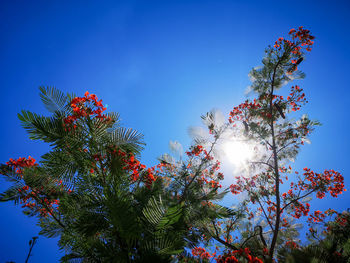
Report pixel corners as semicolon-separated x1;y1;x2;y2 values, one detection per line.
110;127;145;153
0;185;21;203
39;86;68;113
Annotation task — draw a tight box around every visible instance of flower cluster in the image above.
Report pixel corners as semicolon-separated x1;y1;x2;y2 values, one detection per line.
197;160;223;189
285;240;299;249
230;166;345;226
191;246;213;260
302;168;345;198
63;91;111;130
335;212;349;227
273;27;315;73
18;185;61;217
283;168;345;219
287;85;307;112
289;200;309;219
215;248;263;263
118;151;146;181
281;217;290;228
229;99;261;125
191;246;263;263
228;86;308;128
183;144;225;192
186;145;204;157
230;178;243;195
228;85;308;131
272;27;315;77
113;149;156;188
308;210;326;223
229;174;260;196
289;26;315;52
6;156;38;176
88;145;160;189
6;157;64;217
321;210;349;234
186;145;214;162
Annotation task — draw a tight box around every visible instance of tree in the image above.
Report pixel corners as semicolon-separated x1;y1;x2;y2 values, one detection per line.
1;27;346;263
277;210;350;263
185;27;346;262
0;88;230;262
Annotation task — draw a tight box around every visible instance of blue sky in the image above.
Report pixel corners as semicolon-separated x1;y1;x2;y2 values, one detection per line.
1;0;350;261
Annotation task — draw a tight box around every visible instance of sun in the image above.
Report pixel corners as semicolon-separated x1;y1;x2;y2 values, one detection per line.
222;140;254;168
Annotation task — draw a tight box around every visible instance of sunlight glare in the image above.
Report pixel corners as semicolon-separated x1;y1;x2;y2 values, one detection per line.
222;140;254;167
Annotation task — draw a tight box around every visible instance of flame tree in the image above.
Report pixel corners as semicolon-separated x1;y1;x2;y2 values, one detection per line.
0;88;230;262
1;27;347;263
187;27;346;262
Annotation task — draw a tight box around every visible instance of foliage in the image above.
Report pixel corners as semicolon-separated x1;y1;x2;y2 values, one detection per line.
180;27;346;262
1;88;228;262
1;27;347;263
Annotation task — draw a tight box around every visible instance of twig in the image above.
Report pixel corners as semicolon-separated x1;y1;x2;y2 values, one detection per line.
25;236;38;263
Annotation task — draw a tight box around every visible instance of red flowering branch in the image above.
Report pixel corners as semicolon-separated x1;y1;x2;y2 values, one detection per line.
63;91;112;131
180;138;223;202
273;26;315;74
191;246;214;261
5;157;67;227
6;156;38;176
215;248;263;263
108;147;157;189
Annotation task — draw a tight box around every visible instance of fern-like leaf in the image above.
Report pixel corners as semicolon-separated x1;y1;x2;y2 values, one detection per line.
39;86;68;113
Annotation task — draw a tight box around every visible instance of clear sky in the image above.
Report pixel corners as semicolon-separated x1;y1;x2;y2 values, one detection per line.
1;0;350;261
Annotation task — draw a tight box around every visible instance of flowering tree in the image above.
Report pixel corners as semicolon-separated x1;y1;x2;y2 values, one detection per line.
277;210;350;263
0;88;232;262
1;27;347;263
184;27;346;262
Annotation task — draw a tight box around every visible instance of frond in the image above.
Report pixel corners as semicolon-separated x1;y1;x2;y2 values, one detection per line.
142;233;184;255
109;127;145;154
39;86;68;113
17;110;65;144
38;217;63;238
143;196;166;226
0;184;22;203
0;164;22;183
40;150;78;183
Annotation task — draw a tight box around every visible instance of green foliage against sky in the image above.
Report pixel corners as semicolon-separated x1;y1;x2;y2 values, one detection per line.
1;27;348;263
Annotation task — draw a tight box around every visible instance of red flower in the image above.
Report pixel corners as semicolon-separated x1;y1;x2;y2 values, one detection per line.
192;247;212;260
6;156;38;176
63;92;110;130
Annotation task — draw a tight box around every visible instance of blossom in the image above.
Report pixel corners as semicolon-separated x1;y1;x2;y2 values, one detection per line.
6;156;38;176
192;247;212;260
285;241;299;249
215;248;263;263
63;91;111;130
